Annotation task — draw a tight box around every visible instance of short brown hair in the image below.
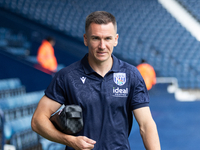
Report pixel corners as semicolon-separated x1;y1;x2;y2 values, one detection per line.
85;11;117;33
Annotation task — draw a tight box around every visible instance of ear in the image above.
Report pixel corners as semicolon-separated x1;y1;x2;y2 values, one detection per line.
83;34;88;46
114;34;119;47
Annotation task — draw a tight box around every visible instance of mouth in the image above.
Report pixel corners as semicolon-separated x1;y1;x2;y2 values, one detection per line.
97;51;106;55
97;52;107;57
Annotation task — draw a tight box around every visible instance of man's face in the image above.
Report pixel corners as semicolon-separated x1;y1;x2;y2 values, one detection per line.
84;22;118;64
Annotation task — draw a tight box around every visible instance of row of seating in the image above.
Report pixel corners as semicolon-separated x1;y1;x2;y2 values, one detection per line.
4;47;30;56
0;78;22;90
0;28;10;47
0;78;46;150
40;138;65;150
0;27;30;49
0;90;44;122
0;78;26;99
10;129;40;150
0;27;31;58
0;78;66;150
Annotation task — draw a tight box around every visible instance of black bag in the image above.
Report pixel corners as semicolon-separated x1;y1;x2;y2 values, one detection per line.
50;105;83;135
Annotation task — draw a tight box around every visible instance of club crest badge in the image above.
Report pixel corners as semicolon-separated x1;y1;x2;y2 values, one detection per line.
113;73;126;86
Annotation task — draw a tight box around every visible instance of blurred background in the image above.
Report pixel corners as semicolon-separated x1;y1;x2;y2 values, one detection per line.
0;0;200;149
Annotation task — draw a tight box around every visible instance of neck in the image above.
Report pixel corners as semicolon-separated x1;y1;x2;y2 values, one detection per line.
88;57;113;77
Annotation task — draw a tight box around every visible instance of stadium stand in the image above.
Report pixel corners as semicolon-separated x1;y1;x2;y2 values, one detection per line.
3;115;39;150
0;0;200;149
0;26;31;57
0;78;44;149
39;138;65;150
10;128;40;150
0;78;26;99
0;90;44;122
0;26;70;149
1;0;200;89
0;27;10;47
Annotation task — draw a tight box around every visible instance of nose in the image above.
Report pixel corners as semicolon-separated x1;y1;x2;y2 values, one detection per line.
99;39;106;50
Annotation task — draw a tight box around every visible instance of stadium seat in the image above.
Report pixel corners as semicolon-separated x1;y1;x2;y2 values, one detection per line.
0;78;23;91
2;115;41;150
40;138;65;150
0;90;44;122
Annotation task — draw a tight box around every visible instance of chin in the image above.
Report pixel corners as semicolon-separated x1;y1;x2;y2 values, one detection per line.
96;56;109;62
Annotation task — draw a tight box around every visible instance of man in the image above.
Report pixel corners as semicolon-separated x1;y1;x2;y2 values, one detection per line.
31;11;160;150
137;59;156;90
37;37;58;72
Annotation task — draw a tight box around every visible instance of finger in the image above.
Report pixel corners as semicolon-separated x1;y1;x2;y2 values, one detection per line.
83;136;96;145
81;141;95;150
83;143;95;150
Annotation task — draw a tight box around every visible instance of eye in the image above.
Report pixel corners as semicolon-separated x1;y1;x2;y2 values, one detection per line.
92;37;99;40
105;37;112;40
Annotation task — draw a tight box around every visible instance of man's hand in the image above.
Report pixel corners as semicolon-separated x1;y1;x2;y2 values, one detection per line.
71;136;96;150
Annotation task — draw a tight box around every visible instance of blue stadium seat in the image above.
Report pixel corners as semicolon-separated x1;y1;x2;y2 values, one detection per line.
0;78;23;91
2;115;41;150
0;86;26;99
3;115;32;140
0;90;44;122
5;47;30;56
0;89;44;149
10;129;40;150
40;138;65;150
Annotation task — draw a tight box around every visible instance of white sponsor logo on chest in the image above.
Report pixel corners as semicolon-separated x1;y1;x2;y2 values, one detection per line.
113;87;128;97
